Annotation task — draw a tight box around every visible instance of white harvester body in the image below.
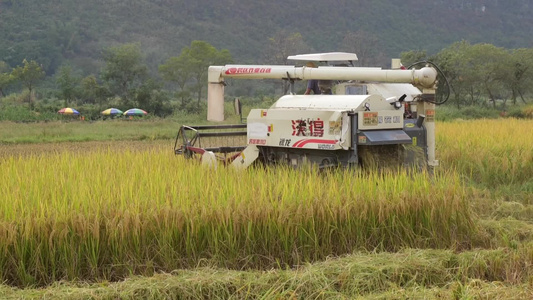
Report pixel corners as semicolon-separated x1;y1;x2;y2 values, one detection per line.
177;52;443;170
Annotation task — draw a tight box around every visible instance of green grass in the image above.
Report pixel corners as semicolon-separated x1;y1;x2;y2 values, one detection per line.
435;104;533;121
0;103;246;144
0;119;182;144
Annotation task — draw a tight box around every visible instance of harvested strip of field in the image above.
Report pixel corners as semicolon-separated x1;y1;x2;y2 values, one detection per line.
0;148;476;287
0;140;171;158
0;120;179;144
1;248;531;299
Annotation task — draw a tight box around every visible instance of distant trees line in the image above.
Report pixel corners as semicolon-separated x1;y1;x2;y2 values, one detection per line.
401;41;533;109
0;38;531;118
0;41;233;117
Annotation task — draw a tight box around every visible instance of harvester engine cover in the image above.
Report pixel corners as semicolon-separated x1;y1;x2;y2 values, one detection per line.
234;94;424;169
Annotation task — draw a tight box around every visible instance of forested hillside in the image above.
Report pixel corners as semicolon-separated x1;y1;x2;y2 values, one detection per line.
1;0;532;75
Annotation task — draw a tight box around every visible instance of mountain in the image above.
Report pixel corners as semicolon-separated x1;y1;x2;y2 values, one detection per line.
0;0;532;75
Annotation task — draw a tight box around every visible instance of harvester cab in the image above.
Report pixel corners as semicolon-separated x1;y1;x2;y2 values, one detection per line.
174;52;448;170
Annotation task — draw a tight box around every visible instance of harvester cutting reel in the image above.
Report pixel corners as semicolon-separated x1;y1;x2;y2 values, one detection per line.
174;124;248;166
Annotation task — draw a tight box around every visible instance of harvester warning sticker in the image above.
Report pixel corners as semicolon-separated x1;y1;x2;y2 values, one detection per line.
329;121;341;135
426;109;435;122
363;112;378;126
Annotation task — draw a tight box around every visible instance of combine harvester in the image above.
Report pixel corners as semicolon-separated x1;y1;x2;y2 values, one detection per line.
174;52;448;170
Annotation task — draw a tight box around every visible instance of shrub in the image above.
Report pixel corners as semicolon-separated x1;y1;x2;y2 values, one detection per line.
436;105;500;121
521;104;533;118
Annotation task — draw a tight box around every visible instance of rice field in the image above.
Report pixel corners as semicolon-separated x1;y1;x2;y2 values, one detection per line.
0;119;532;298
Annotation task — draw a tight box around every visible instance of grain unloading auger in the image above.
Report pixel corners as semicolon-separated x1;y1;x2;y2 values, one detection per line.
174;52;448;170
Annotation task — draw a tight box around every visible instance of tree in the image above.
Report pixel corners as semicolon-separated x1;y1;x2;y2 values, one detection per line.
133;79;172;117
434;41;473;108
400;50;428;68
433;41;528;109
11;59;45;108
56;64;80;106
0;61;15;98
101;43;148;107
80;75;103;105
466;43;508;108
184;41;233;108
502;48;533;105
159;53;192;109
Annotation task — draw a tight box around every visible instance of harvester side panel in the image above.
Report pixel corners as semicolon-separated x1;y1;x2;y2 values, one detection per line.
247;109;350;151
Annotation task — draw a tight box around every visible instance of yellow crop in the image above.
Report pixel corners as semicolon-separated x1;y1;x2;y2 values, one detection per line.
0;118;531;287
